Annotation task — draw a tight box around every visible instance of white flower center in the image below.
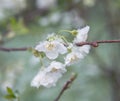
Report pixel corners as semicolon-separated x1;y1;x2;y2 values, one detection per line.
70;55;78;62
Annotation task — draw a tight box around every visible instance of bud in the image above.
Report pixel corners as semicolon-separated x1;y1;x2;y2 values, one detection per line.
70;30;78;36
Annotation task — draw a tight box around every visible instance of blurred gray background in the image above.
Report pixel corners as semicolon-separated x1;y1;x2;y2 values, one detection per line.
0;0;120;101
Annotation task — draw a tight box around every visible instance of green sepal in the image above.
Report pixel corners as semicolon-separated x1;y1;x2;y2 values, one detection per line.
47;36;55;41
67;48;72;53
40;52;45;58
33;50;45;58
33;50;40;57
4;94;16;100
70;30;78;36
6;87;14;95
4;87;16;100
58;29;78;36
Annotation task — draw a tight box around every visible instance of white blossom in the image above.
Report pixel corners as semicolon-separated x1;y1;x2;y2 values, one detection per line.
65;26;90;66
65;45;90;66
73;26;90;43
78;45;91;55
65;46;83;66
65;52;82;66
31;61;66;88
31;26;91;88
35;39;67;59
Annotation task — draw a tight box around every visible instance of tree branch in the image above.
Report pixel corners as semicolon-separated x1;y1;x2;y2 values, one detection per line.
0;39;120;52
0;47;30;52
54;73;77;101
76;40;120;47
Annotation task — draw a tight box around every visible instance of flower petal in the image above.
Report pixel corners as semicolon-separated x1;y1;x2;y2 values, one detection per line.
57;43;67;54
74;26;90;43
46;51;58;59
65;52;80;66
47;61;66;73
78;45;91;55
31;70;46;88
35;41;46;52
31;61;66;88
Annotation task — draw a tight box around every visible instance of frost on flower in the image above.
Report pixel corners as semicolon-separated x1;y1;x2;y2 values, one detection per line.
31;61;66;88
35;34;67;59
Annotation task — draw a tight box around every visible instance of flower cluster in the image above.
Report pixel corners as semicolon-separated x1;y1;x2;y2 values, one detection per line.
31;61;66;88
31;26;91;88
35;34;67;59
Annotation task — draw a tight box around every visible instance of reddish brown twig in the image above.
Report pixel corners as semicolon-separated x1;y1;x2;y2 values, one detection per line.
0;47;30;52
76;40;120;47
54;73;77;101
0;40;120;52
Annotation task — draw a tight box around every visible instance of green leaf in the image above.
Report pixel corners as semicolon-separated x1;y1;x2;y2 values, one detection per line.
40;52;45;58
4;94;16;100
6;87;14;95
5;87;16;100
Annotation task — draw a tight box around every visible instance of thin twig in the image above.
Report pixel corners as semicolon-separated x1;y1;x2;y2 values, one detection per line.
0;40;120;52
76;40;120;47
0;47;30;52
54;73;77;101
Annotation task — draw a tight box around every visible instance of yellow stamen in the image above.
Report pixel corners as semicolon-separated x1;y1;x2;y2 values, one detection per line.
70;55;78;62
51;67;58;72
45;43;55;51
